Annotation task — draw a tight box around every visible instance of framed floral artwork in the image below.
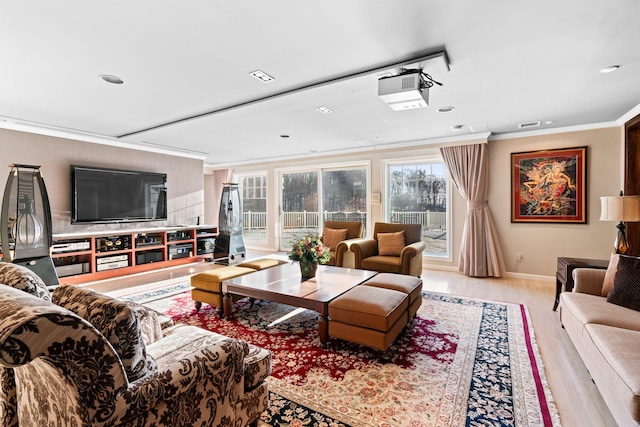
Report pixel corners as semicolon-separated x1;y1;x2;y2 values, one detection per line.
511;146;587;223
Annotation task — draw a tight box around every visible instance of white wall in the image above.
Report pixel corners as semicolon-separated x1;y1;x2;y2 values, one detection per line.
489;126;622;277
228;137;485;268
2;123;621;278
225;126;622;277
1;128;205;235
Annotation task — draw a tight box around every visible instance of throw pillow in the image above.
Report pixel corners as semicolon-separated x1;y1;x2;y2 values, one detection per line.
132;304;164;345
52;285;157;381
377;231;406;256
323;228;348;251
607;255;640;312
602;253;620;296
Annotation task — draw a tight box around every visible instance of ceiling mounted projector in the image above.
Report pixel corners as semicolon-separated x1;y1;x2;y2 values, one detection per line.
378;52;447;111
378;73;429;111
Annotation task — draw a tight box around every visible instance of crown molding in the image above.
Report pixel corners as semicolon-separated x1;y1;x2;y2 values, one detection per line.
205;132;491;169
0;117;208;160
489;121;619;141
617;102;640;125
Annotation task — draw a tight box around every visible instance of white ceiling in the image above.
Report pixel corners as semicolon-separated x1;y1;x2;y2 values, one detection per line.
2;1;640;167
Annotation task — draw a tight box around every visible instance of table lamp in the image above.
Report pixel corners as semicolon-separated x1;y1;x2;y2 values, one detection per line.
600;191;640;254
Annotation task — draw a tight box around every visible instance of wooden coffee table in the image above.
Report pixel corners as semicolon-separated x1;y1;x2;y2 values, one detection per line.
222;263;377;344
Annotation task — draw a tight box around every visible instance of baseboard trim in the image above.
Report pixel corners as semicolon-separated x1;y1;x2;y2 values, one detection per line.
423;264;459;272
424;263;555;283
503;271;555;282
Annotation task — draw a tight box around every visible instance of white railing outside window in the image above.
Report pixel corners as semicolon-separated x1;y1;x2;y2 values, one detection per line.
273;211;443;231
389;211;446;230
282;211;318;229
264;209;446;253
243;211;267;230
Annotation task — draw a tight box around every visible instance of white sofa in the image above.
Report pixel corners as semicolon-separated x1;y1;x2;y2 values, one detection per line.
559;267;640;426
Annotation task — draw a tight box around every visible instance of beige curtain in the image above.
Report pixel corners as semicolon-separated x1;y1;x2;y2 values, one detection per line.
210;169;234;226
440;143;505;277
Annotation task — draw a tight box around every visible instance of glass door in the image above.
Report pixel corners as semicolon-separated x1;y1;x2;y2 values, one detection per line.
278;164;369;251
279;171;319;250
322;168;367;228
237;173;268;242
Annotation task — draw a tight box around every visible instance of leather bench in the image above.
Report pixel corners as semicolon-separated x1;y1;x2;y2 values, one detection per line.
191;258;287;314
362;273;423;320
236;258;287;271
191;266;256;314
328;285;408;351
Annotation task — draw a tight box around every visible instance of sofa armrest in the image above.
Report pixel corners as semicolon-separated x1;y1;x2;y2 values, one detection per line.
335;238;365;268
401;241;426;276
115;337;248;425
0;367;17;427
572;268;606;295
404;241;426;254
342;238;378;268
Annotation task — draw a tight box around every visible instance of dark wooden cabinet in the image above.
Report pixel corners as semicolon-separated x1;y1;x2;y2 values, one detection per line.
554;257;609;310
625;113;640;256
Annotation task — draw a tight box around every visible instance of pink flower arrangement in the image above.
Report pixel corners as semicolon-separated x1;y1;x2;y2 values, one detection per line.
288;233;331;265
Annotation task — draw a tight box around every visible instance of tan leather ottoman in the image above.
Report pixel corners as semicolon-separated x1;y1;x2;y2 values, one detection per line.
191;266;256;313
328;285;408;351
362;273;423;319
237;258;287;271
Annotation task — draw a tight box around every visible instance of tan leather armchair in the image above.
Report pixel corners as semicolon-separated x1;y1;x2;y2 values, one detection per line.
337;222;425;276
321;221;364;266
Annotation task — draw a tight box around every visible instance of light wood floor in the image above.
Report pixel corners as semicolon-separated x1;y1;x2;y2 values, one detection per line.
84;256;617;427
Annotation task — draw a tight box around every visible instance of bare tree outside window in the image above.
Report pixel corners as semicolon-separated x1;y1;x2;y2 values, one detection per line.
388;163;448;256
322;169;367;227
280;172;319;248
279;168;368;249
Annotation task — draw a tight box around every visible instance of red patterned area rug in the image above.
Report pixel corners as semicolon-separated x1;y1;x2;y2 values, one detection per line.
145;291;561;427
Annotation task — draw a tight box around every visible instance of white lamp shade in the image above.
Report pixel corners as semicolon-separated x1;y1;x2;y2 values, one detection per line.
600;195;640;222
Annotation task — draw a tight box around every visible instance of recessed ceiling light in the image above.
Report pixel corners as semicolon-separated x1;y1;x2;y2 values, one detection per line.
518;121;541;129
315;106;333;114
99;74;124;84
451;125;463;131
438;106;455;113
544;120;555;125
600;65;620;74
250;70;275;83
307;150;318;153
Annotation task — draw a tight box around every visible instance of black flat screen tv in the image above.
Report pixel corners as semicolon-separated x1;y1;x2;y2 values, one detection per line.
71;165;167;224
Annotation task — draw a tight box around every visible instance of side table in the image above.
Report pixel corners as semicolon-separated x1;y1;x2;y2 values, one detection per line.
554;257;609;311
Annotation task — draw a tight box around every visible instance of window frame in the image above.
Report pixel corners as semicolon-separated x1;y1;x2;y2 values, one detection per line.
383;155;452;261
275;161;371;250
234;170;269;245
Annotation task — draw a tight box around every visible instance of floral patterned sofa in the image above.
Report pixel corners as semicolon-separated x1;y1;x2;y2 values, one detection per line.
0;263;271;427
0;262;53;427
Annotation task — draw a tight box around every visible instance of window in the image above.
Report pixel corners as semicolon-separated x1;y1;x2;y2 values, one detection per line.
238;173;267;242
280;171;319;249
386;160;449;258
322;168;367;226
278;164;369;249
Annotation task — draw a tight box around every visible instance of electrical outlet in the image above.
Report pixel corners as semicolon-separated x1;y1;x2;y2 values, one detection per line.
516;253;523;262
